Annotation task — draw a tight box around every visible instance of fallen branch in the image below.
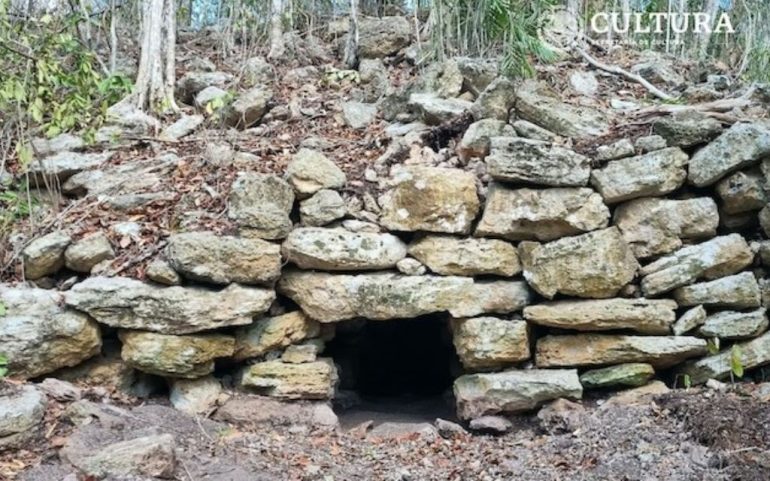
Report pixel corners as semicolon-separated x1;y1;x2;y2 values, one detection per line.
574;46;675;101
633;85;757;118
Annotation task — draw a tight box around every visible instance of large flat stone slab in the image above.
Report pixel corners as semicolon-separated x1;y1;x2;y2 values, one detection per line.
688;122;770;187
698;309;768;340
453;369;582;420
408;235;520;276
282;228;407;271
166;231;282;285
523;298;677;335
486;137;591;186
475;185;609;241
278;270;532;322
66;276;274;335
614;197;718;259
673;272;760;309
519;227;638;299
590;148;688;203
536;334;707;368
639;234;754;296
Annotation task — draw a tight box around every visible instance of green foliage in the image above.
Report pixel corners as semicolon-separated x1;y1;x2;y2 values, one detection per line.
707;337;720;355
0;0;132;142
0;183;36;235
730;345;745;379
0;354;7;379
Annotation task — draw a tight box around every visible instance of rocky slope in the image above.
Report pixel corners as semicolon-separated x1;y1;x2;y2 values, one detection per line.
3;13;770;480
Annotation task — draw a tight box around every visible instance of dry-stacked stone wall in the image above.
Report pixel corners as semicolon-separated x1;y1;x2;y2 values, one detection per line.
6;103;770;425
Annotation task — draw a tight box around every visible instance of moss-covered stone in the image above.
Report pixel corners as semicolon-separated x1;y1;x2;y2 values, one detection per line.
579;363;655;389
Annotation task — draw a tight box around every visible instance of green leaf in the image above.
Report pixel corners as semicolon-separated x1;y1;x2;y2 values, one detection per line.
0;301;5;316
707;338;720;355
731;345;745;378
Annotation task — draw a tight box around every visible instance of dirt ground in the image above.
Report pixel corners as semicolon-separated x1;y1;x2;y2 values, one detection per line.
6;384;770;481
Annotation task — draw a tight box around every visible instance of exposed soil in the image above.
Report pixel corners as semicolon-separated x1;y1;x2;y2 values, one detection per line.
7;386;770;481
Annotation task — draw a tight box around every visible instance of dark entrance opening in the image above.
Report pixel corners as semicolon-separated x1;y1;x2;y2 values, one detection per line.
326;315;459;423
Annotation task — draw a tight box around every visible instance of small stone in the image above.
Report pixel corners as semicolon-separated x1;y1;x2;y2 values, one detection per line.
229;172;295;239
0;384;47;450
61;433;176;479
523;298;677;335
606;380;670;405
64;232;115;273
396;258;427;276
634;134;667;152
454;369;582;420
408;93;472;124
435;418;466;438
286;149;346;197
688;122;770;187
422;59;463;98
475;185;609;241
590;147;688;203
511;120;559;142
241;56;275;86
457;119;515;160
596;139;635;161
26;151;114;183
640;234;754;296
698;309;768;340
378;166;480;234
716;170;767;214
166;231;281;285
569;71;598;96
579;363;655;389
653;111;723;148
159;114;204;141
281;344;319;364
673;272;760;309
536;334;707;368
451;317;530;370
536;398;585;434
224;87;272;129
119;330;235;378
234;311;320;361
194;86;228;109
145;258;181;285
240;359;338;400
468;416;512;434
341;101;377;129
408;235;521;276
614;197;719;259
486;137;591;187
672;305;707;336
38;378;81;401
22;231;71;279
169;376;222;414
519;227;639;299
177;70;233;103
300;189;346;226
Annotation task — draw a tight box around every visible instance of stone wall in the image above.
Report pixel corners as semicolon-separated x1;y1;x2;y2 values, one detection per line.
7;95;770;425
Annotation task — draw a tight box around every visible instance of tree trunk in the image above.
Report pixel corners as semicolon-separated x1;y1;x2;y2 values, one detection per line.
698;0;720;59
268;0;285;60
343;0;358;68
124;0;178;112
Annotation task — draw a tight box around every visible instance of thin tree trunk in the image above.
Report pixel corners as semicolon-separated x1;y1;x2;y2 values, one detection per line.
343;0;358;68
109;0;117;73
698;0;720;59
268;0;285;59
123;0;177;112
